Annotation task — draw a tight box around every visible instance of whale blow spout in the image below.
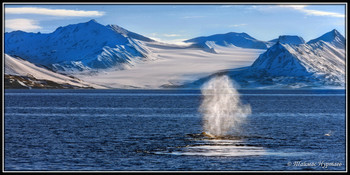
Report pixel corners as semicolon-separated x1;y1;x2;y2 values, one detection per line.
199;75;251;138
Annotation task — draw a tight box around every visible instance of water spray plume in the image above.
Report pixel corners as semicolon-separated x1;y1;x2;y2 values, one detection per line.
199;75;251;138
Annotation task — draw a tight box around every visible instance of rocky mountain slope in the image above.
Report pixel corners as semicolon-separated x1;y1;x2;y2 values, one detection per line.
4;54;104;89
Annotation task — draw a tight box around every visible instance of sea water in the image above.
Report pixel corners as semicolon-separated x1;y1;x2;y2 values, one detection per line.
4;89;346;171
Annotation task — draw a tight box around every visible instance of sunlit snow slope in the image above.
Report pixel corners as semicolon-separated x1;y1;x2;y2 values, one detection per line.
5;54;105;89
4;20;153;72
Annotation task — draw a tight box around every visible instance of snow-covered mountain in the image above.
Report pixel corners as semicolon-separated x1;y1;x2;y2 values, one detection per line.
4;19;154;72
244;29;345;87
307;29;345;48
108;24;154;42
4;54;104;89
184;32;270;50
269;35;305;45
4;19;345;89
183;29;345;88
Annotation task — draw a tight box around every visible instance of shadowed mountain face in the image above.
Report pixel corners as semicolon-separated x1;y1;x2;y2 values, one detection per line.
4;20;154;72
241;29;344;87
252;29;345;75
269;35;306;45
183;29;345;89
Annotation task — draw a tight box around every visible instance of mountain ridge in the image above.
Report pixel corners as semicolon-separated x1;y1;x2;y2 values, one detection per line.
4;20;346;89
307;29;345;48
182;29;345;89
184;32;270;50
269;35;306;45
5;20;154;72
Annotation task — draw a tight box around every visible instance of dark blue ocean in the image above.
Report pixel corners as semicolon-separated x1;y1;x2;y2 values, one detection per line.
4;89;346;171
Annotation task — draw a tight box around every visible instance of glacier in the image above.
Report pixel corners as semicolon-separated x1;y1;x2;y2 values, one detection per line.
4;19;346;89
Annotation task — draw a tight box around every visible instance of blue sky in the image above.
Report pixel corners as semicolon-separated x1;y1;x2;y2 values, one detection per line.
4;3;346;44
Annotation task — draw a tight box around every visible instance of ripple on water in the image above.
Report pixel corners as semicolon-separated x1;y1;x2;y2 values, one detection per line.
154;137;312;158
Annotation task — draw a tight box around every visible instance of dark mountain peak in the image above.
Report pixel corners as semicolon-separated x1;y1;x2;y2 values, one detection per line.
88;19;98;23
331;29;341;35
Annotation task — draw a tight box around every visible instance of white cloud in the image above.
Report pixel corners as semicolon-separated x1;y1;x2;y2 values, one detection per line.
163;34;182;37
229;24;247;27
157;38;192;46
5;7;105;17
6;18;41;31
220;5;232;8
150;32;182;38
183;15;205;19
279;5;344;18
165;39;192;46
251;5;344;18
302;9;344;18
249;5;279;12
280;5;308;10
149;32;158;36
148;33;189;45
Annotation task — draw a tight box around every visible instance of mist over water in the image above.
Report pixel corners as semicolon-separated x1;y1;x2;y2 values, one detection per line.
199;75;251;137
